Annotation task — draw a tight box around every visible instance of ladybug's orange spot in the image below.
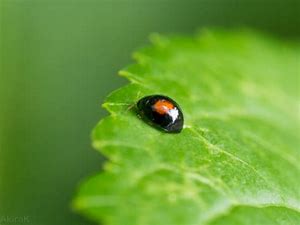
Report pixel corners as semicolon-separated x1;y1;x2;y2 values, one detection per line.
153;100;174;115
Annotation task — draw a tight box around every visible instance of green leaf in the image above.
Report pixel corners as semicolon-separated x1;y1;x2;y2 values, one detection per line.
73;29;300;225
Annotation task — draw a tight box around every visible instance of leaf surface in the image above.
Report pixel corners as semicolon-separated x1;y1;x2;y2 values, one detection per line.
73;29;300;225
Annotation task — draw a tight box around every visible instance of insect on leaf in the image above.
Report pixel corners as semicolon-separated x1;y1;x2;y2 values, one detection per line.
73;29;300;225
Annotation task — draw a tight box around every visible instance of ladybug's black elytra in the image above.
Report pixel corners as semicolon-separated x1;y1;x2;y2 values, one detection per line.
137;95;184;133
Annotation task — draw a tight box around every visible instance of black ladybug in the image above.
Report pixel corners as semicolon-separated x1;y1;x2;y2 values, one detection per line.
137;95;184;133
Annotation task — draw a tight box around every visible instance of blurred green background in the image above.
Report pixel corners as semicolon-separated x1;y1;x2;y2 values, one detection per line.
0;0;299;225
